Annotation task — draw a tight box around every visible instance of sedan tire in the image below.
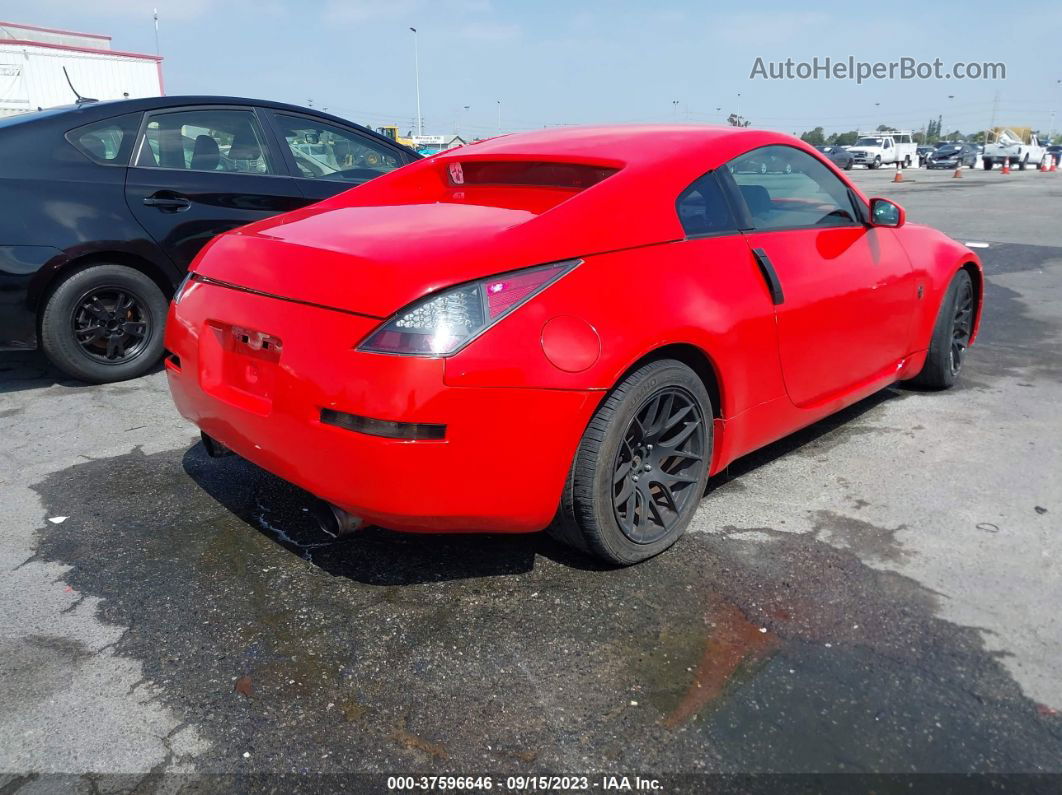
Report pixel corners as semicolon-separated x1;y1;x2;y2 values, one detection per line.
909;269;974;390
41;264;168;384
550;359;712;565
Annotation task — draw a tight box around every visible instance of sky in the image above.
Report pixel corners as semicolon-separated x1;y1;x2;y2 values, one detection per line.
2;0;1060;139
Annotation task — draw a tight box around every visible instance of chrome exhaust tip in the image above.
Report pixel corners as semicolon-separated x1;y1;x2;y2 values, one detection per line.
325;503;365;536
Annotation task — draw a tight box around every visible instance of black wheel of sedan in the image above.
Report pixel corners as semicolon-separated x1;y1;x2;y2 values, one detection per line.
41;264;168;383
909;269;975;390
549;359;712;565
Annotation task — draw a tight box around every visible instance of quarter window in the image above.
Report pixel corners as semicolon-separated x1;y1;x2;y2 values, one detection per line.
67;114;141;164
727;145;860;231
274;114;405;182
676;172;736;236
135;109;275;174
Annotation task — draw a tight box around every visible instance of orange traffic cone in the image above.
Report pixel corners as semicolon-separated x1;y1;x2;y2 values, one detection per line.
1050;156;1058;172
953;166;962;178
1001;157;1011;175
1040;158;1049;172
892;162;904;183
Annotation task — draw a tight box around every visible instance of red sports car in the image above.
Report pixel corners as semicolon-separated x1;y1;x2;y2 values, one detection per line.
165;126;982;565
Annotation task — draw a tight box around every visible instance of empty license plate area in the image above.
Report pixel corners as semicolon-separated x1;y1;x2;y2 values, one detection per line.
199;322;283;414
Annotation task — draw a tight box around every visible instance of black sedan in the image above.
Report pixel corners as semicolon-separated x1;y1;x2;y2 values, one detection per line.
0;96;418;382
925;143;979;169
1046;145;1062;168
814;145;854;170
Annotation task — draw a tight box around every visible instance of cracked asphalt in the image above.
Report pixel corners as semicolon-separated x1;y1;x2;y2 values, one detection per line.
1;167;1060;791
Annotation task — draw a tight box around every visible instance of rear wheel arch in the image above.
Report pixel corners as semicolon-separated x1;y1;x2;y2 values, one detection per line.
960;261;983;340
34;250;177;315
610;343;724;421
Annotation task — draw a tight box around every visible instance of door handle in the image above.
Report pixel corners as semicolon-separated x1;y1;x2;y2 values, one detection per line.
751;248;785;305
143;194;191;212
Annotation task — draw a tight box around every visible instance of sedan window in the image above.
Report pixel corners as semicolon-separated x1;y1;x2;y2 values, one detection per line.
66;113;142;165
135;109;276;174
274;114;406;182
726;145;859;231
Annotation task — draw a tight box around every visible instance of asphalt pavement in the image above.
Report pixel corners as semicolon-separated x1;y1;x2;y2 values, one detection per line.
1;166;1060;790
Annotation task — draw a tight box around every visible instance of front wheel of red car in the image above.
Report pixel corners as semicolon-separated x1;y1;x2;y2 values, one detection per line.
910;269;974;390
551;359;713;565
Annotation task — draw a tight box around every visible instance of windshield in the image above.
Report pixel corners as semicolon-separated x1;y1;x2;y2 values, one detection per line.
937;145;961;154
855;137;882;147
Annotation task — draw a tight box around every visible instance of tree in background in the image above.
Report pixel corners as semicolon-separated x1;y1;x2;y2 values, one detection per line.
827;130;858;146
800;127;826;146
727;113;751;127
924;117;942;143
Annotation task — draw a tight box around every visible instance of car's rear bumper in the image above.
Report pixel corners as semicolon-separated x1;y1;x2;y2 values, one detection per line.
0;245;60;350
165;280;601;533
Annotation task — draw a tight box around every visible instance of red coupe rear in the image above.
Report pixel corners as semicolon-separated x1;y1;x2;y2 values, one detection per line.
165;126;982;564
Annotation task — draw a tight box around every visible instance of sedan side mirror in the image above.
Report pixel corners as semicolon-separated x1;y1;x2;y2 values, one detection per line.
869;197;905;228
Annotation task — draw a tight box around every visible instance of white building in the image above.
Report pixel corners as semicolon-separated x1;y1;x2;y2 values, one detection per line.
0;20;163;118
410;134;467;154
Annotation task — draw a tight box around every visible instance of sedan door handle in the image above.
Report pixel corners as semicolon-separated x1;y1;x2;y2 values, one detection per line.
143;194;191;212
751;248;785;305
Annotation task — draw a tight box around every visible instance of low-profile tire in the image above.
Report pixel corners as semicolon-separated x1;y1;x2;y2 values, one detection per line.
909;269;974;390
549;359;713;565
983;160;993;170
40;264;168;384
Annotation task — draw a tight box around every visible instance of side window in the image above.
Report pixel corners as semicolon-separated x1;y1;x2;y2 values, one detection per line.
727;145;859;231
274;114;405;182
66;113;141;164
676;172;736;236
134;109;275;174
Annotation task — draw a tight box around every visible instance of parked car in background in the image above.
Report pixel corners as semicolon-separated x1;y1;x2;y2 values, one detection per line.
925;143;980;169
166;126;983;564
732;149;794;174
916;145;934;166
815;145;854;170
1045;144;1062;166
0;96;418;382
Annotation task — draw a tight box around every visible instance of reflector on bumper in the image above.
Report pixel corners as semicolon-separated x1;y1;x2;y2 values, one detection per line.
320;408;446;440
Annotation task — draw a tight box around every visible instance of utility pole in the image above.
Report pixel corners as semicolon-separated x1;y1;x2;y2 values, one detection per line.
496;100;502;135
153;8;159;56
410;27;423;137
985;91;999;150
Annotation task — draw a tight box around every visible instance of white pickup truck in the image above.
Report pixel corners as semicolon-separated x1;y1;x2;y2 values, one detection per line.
982;128;1047;171
848;130;917;169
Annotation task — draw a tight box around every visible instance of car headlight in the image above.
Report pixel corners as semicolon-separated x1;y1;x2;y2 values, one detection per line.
358;259;579;356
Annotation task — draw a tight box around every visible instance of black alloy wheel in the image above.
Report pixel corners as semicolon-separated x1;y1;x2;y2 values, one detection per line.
40;263;168;383
909;269;974;390
950;274;974;375
611;387;707;545
72;286;151;364
550;359;713;565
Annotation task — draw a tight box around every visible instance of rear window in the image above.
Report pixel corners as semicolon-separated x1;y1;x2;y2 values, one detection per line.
66;113;141;165
447;160;617;189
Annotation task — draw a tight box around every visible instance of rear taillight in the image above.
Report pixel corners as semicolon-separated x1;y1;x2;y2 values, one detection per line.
173;272;196;304
358;259;579;356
